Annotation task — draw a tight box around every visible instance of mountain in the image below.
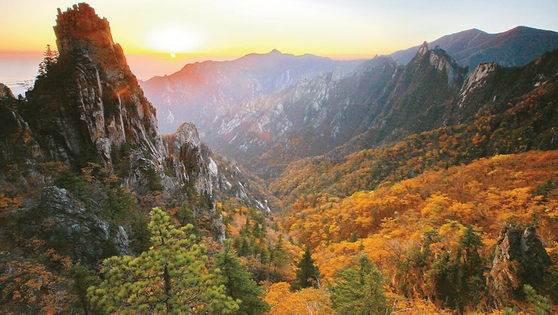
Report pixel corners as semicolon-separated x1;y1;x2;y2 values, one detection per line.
2;3;558;314
389;26;558;69
139;50;365;134
201;56;399;174
141;26;558;178
205;42;467;176
207;40;558;180
0;3;271;265
265;47;558;313
270;46;558;208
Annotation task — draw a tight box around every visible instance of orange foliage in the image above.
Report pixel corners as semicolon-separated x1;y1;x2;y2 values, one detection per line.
280;150;558;310
265;282;334;315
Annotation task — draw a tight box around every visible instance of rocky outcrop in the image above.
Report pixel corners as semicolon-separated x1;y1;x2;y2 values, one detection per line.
458;62;498;107
490;225;552;303
0;3;274;263
25;3;161;170
0;83;15;100
16;3;252;202
34;186;129;265
0;85;42;168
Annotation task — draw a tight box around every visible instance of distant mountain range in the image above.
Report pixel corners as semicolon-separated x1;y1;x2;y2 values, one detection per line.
389;26;558;69
140;26;558;177
141;26;558;145
140;50;363;134
203;41;558;178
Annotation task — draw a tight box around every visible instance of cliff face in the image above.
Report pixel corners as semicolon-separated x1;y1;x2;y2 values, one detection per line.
0;3;272;223
8;3;262;205
26;3;160;169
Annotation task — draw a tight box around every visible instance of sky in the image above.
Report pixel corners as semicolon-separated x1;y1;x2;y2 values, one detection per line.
1;0;557;94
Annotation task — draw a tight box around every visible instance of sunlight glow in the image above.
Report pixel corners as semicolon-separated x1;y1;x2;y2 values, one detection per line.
147;25;201;54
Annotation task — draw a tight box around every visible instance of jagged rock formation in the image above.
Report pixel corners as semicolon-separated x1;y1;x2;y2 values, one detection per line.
26;3;161;170
195;40;558;178
236;43;466;175
0;83;15;100
0;3;268;208
490;225;552;303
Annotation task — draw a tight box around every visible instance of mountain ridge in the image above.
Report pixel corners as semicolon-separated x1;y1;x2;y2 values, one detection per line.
140;50;365;135
389;26;558;69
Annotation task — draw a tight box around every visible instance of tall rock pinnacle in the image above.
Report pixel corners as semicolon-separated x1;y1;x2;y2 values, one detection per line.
27;2;161;167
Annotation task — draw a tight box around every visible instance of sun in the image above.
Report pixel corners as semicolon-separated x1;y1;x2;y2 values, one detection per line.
147;25;201;55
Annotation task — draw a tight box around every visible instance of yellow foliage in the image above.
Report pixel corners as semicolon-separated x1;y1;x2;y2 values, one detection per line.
266;283;335;315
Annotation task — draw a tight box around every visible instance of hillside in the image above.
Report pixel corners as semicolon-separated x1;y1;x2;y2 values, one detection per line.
233;42;557;180
270;64;558;208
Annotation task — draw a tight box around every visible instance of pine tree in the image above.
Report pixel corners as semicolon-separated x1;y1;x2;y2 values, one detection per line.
269;235;288;269
87;207;238;314
524;284;552;315
215;242;269;315
292;244;320;290
427;225;485;310
330;254;389;315
37;44;58;77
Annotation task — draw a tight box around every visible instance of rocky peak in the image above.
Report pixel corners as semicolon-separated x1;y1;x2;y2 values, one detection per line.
490;225;552;303
409;41;462;88
173;122;202;148
458;62;498;107
25;2;161;170
0;83;15;100
55;3;112;56
417;41;429;56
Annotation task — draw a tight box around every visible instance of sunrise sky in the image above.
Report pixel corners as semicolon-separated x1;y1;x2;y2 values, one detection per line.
1;0;558;90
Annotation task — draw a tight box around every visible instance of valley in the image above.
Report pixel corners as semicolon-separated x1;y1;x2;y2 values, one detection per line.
1;2;558;314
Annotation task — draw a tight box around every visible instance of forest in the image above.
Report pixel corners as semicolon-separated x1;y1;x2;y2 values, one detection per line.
2;82;558;313
2;3;558;314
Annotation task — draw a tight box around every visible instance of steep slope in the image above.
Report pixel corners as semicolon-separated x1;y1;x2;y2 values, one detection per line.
140;50;364;134
3;3;265;207
218;41;558;179
24;4;161;171
389;26;558;69
241;43;464;177
196;57;396;173
270;48;558;209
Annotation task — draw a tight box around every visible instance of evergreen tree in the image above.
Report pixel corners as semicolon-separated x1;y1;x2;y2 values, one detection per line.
330;254;389;315
37;44;58;77
427;225;485;310
269;234;288;269
88;207;238;314
292;244;320;290
524;284;552;315
215;242;269;315
68;264;100;314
